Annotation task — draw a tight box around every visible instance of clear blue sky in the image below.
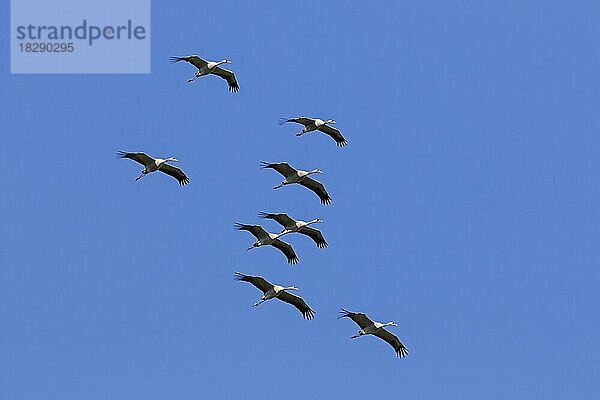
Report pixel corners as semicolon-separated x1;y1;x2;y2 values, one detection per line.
2;1;600;399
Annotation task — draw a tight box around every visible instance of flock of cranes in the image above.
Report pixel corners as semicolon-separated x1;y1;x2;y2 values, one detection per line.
118;55;409;358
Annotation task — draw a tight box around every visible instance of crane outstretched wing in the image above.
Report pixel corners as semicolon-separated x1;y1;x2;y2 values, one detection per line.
259;212;297;229
299;177;332;205
279;117;315;126
169;55;208;70
317;124;348;147
211;66;239;92
270;239;299;265
298;226;328;248
260;162;297;178
158;163;189;186
374;329;410;358
278;291;315;320
235;223;271;242
338;309;374;329
234;273;274;294
117;151;154;167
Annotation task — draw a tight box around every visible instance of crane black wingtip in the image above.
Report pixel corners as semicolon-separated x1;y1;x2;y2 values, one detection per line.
288;257;299;265
233;272;247;281
304;308;316;320
169;56;184;63
396;347;410;358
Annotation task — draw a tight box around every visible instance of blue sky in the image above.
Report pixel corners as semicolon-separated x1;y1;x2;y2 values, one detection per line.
2;1;600;399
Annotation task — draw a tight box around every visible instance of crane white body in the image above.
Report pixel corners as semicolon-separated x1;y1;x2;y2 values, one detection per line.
352;321;398;338
282;218;322;234
247;231;283;249
298;118;332;135
193;60;230;79
275;168;321;188
254;284;300;307
143;157;176;174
